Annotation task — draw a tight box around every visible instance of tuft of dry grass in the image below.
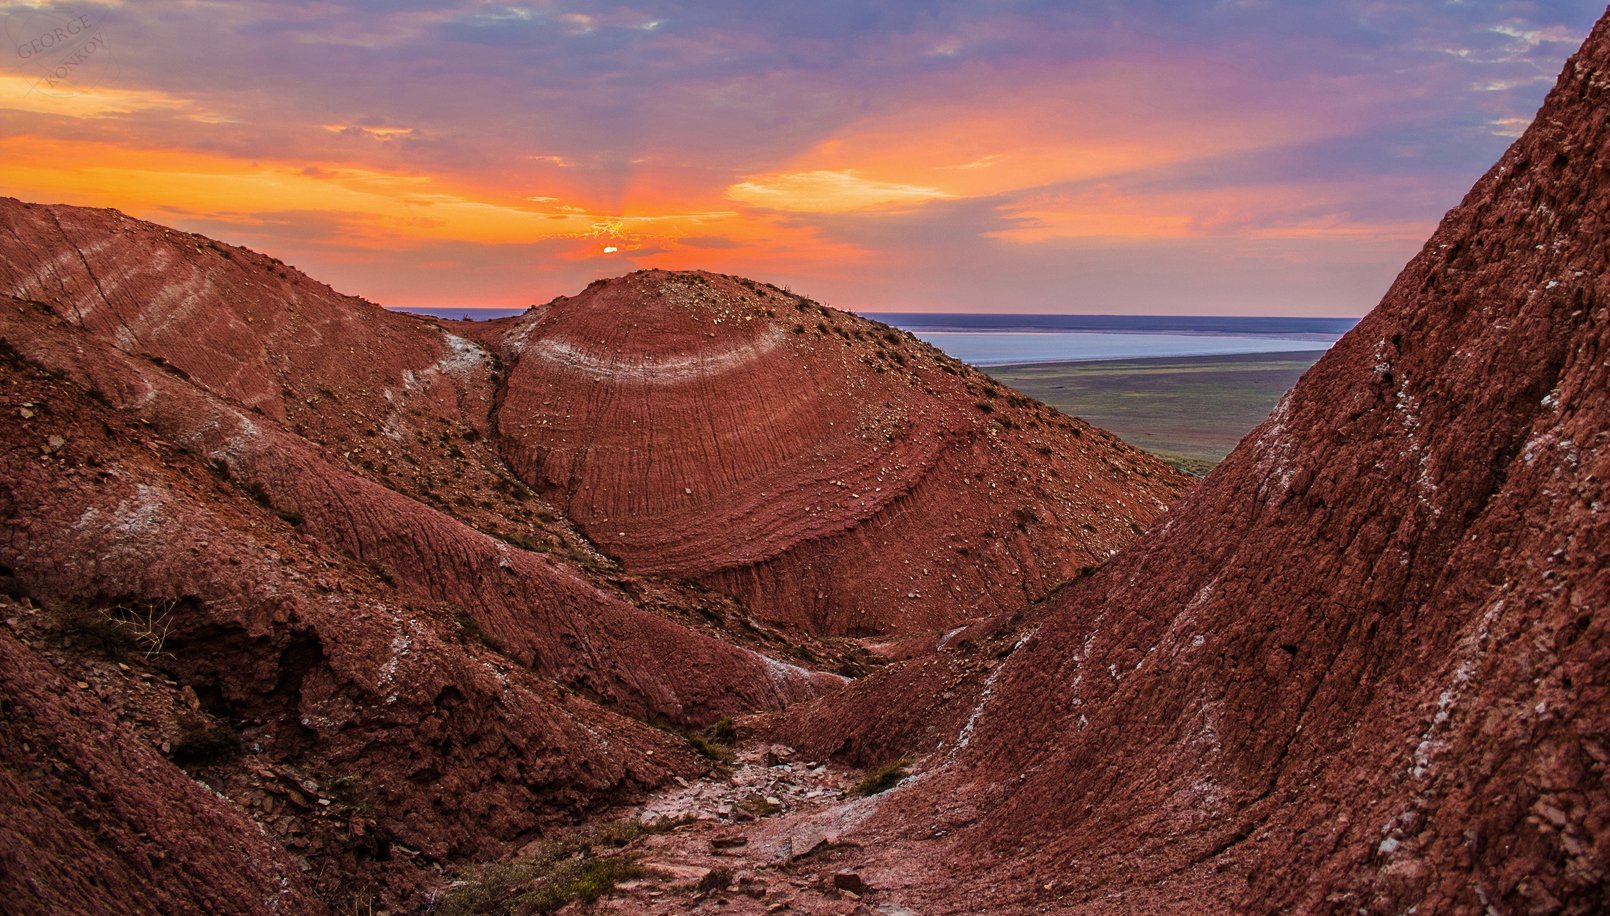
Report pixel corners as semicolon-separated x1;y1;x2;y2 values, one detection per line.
853;757;913;797
439;816;690;915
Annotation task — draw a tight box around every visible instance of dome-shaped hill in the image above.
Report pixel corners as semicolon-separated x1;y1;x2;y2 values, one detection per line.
474;270;1190;636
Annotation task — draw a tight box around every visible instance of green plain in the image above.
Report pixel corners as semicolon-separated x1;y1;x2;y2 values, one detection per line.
986;350;1327;475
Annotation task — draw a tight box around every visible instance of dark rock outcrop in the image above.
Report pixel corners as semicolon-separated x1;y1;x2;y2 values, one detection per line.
0;621;323;915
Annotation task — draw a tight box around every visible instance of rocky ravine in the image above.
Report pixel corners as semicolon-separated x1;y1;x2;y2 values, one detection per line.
9;12;1606;913
0;194;1176;909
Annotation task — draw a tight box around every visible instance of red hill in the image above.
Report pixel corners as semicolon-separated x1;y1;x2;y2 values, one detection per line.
473;270;1186;635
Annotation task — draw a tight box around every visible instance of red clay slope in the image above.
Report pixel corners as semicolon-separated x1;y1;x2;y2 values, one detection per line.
773;12;1610;913
0;203;860;910
474;272;1188;635
0;198;839;726
0;621;322;915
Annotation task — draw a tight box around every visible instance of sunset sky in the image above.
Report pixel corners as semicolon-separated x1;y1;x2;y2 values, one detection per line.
1;1;1601;315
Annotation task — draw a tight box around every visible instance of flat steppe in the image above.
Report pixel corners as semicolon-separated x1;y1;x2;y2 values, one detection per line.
986;349;1327;474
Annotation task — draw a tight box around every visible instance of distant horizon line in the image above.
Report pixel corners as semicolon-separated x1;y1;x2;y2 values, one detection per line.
387;305;1363;323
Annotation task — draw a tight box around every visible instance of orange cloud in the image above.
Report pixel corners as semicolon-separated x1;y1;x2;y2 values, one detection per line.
995;180;1435;244
0;129;869;297
729;57;1356;210
727;170;953;212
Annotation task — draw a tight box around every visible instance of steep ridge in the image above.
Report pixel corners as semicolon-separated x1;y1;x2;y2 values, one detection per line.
766;13;1610;913
0;301;731;908
474;271;1188;635
0;198;842;725
0;620;322;914
0;203;867;909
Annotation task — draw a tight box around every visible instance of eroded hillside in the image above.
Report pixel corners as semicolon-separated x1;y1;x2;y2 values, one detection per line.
0;196;1178;910
756;13;1610;913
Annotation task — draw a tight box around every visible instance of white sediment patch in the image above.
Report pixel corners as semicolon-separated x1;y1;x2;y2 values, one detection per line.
951;629;1035;754
1251;389;1300;500
1408;597;1507;781
955;664;1002;752
377;617;418;703
434;331;489;378
526;327;784;383
757;652;845;690
78;483;169;540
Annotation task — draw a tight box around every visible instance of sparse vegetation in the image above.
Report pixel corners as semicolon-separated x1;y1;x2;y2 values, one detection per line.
708;717;736;745
737;793;780;817
52;603;139;656
853;757;913;796
170;716;246;768
367;559;397;587
440;852;645;915
686;716;738;760
452;606;505;653
688;732;730;761
439;817;687;915
501;531;539;552
696;866;733;893
52;598;177;659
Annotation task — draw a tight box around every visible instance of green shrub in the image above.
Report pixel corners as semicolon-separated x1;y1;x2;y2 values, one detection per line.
853;757;913;796
688;733;729;761
441;853;644;915
708;717;736;745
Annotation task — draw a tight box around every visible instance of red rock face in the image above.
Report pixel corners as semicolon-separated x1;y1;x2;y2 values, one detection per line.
0;200;842;727
0;624;323;915
771;14;1610;913
479;271;1187;635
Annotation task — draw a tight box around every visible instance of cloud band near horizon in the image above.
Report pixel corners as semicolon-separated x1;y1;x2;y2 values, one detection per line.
0;0;1601;316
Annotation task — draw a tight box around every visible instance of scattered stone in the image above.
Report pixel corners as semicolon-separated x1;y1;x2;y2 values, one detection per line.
696;866;734;893
832;872;870;895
